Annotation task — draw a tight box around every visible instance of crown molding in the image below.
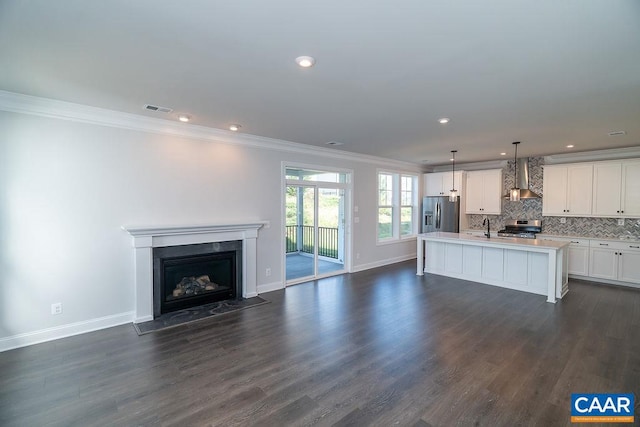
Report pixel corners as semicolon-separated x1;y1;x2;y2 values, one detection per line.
544;147;640;164
0;90;420;171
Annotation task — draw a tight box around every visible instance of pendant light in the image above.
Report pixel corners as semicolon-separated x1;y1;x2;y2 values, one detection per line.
509;141;521;201
449;150;458;202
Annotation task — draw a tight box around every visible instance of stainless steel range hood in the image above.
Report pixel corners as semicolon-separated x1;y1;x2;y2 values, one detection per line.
503;158;541;199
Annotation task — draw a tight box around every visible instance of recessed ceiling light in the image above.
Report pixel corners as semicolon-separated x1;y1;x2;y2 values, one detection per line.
295;56;315;68
500;152;507;156
438;118;450;124
229;124;241;132
178;115;190;123
566;144;574;148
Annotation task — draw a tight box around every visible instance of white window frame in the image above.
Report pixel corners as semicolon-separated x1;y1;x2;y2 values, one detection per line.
377;170;419;244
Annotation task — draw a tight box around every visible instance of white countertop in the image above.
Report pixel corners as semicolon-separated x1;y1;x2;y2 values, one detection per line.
461;229;640;243
536;233;640;243
419;232;569;250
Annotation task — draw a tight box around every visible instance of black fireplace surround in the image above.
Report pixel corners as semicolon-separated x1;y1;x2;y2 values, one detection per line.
153;240;242;317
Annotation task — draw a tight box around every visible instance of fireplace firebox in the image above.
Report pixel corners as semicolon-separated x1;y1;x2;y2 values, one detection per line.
153;241;242;317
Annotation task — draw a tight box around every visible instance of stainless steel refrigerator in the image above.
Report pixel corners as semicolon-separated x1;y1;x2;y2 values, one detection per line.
422;196;460;233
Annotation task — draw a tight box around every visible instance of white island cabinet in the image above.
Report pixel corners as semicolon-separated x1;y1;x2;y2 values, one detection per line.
417;232;569;303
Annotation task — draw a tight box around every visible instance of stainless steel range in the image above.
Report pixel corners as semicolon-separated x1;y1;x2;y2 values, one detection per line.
497;220;542;239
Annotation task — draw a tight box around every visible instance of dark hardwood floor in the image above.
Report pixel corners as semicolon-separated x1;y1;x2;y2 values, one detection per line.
1;260;639;426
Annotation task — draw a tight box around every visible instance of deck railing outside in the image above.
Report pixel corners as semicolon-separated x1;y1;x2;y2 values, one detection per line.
286;225;339;259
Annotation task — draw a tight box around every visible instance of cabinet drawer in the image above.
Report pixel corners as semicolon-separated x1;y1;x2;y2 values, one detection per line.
537;236;588;247
591;240;640;252
566;239;589;247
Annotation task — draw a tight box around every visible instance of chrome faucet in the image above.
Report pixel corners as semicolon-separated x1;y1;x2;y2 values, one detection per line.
483;218;490;238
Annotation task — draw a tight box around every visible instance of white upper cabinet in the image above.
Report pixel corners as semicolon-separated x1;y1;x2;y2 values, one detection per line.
592;160;640;217
592;162;622;216
465;169;502;214
621;161;640;217
424;171;463;197
542;164;592;216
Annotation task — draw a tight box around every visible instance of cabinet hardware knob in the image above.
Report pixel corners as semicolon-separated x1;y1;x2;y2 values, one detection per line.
571;241;579;243
615;252;618;255
621;210;624;213
617;210;620;213
630;246;639;249
599;243;609;246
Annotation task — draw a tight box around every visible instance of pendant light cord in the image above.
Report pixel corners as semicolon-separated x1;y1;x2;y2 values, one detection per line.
451;150;456;190
513;142;519;188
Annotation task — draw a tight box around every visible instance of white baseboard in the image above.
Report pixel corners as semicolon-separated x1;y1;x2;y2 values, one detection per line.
133;315;154;324
351;254;416;273
257;281;284;294
0;311;134;352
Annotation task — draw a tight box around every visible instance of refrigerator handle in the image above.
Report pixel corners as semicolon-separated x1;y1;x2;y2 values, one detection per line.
435;202;441;229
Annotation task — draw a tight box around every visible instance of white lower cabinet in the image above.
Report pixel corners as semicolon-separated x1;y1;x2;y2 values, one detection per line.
589;240;640;284
619;250;640;283
539;236;590;276
589;246;618;280
566;240;590;276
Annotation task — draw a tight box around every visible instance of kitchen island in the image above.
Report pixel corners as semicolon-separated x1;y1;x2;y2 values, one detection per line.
417;232;569;303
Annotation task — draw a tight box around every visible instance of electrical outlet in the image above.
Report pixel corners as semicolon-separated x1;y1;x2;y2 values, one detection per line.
560;217;566;224
51;303;62;315
265;268;271;277
618;218;625;226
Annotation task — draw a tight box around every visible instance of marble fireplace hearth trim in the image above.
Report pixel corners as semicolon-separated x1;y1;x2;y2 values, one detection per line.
123;222;268;323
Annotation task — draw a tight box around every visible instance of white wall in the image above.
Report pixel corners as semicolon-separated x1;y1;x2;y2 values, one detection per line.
0;109;419;349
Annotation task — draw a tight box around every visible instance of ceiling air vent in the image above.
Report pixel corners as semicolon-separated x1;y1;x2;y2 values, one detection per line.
143;104;173;114
608;130;626;136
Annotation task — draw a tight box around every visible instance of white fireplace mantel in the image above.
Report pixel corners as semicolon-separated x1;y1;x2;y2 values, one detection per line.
122;222;267;323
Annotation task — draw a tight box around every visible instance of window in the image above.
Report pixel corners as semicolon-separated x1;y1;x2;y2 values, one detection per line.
285;167;347;183
377;171;418;241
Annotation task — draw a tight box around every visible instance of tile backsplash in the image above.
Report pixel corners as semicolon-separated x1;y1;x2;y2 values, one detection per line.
467;157;640;239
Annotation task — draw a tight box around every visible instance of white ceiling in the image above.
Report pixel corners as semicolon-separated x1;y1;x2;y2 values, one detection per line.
1;0;639;165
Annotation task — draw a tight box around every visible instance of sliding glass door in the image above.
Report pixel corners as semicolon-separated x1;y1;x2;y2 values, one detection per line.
285;168;348;284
